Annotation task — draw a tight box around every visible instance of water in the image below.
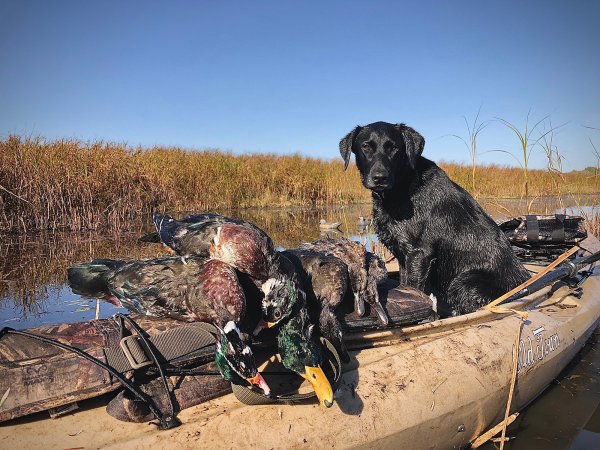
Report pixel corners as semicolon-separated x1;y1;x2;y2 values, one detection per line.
1;196;599;447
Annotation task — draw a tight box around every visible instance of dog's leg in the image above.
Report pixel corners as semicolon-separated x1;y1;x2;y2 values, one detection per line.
447;269;504;315
405;248;434;291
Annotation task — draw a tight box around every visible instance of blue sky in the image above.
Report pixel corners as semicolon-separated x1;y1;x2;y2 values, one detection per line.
1;1;599;170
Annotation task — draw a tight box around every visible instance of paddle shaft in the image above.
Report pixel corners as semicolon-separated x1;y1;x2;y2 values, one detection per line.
499;250;600;305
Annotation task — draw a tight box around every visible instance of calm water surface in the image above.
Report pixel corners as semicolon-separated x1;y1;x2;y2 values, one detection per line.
1;196;599;448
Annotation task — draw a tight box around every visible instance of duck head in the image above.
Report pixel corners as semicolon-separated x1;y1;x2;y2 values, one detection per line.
214;321;271;396
277;309;334;408
253;277;304;334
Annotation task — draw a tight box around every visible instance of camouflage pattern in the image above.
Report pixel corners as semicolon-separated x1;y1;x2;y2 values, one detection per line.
499;215;587;244
0;282;435;423
0;314;218;422
106;364;231;423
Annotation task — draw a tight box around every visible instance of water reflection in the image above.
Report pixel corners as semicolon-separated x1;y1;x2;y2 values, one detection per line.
0;196;597;329
480;328;600;450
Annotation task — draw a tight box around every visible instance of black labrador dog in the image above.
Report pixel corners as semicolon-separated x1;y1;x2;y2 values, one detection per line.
339;121;529;315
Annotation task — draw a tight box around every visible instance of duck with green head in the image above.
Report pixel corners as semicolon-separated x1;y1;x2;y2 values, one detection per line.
277;307;334;408
252;254;334;407
67;256;270;395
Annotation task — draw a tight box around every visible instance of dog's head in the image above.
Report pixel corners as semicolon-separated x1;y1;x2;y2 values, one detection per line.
339;121;425;191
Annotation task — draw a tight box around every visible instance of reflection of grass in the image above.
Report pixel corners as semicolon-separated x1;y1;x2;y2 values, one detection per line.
591;210;600;237
1;201;599;318
0;232;166;314
1;136;598;233
0;207;359;311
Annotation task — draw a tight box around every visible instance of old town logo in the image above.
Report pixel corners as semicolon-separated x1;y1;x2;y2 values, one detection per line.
515;326;560;374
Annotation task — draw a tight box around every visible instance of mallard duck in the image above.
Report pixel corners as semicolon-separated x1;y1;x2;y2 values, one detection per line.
151;212;303;330
300;237;368;318
281;248;350;362
67;257;270;395
365;252;390;326
277;307;334;408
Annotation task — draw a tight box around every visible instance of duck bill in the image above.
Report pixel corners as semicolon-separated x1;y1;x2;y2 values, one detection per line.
246;372;271;396
252;320;278;336
300;365;334;408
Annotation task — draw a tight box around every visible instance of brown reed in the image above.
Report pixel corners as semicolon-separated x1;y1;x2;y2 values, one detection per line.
1;135;598;233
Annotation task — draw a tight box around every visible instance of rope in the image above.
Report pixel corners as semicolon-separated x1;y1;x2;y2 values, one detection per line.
484;245;579;312
496;317;525;450
479;245;578;448
0;322;174;429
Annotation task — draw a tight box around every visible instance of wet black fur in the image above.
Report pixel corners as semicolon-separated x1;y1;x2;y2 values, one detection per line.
340;121;529;315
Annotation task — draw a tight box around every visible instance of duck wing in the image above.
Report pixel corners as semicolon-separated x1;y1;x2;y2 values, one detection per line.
106;257;201;320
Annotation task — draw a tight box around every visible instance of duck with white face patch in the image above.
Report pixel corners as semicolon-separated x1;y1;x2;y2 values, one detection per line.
67;256;270;395
215;321;270;395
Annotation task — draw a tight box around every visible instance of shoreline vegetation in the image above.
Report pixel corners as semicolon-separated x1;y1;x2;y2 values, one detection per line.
1;135;598;233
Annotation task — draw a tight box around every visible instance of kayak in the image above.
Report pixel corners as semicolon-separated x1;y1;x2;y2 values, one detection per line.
1;235;599;449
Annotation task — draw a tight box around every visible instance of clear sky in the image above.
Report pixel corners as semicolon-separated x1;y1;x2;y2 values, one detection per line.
1;1;599;170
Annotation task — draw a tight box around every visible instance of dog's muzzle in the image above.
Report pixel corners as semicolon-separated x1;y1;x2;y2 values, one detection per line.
366;173;392;191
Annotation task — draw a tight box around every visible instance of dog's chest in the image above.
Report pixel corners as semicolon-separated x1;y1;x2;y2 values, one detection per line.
373;205;421;257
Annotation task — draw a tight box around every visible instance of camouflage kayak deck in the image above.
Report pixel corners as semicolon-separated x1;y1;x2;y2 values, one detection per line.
0;281;434;423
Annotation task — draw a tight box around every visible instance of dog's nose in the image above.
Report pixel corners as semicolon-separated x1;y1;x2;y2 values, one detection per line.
371;173;387;184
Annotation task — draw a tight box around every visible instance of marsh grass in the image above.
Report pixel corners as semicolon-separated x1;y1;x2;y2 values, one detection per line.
1;135;598;233
0;136;368;232
450;107;489;197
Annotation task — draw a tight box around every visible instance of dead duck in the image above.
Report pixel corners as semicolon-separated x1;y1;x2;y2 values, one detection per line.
301;238;390;326
277;307;334;408
150;212;304;331
67;257;270;395
281;248;350;362
365;252;390;326
300;237;368;318
238;252;335;407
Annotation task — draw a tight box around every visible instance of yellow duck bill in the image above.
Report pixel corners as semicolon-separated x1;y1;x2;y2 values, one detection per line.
300;365;334;408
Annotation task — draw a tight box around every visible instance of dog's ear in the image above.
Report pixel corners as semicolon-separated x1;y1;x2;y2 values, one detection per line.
395;123;425;169
339;126;361;170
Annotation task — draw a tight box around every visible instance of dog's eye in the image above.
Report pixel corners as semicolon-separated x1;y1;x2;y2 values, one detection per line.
361;142;373;154
383;144;398;155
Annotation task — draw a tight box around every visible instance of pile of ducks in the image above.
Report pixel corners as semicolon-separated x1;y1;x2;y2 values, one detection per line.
68;212;389;408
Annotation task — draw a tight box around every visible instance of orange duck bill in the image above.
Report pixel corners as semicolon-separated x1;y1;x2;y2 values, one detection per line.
246;372;271;396
252;319;279;336
299;365;334;408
